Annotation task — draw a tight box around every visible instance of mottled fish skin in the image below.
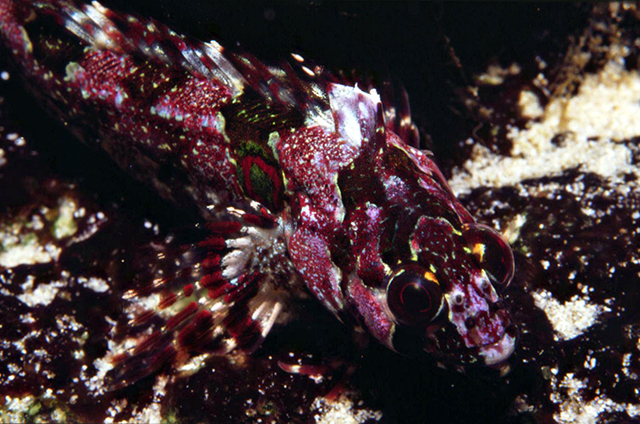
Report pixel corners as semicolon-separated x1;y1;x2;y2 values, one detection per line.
0;0;517;386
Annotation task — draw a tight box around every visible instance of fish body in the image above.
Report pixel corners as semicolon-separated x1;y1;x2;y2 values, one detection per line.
0;0;516;387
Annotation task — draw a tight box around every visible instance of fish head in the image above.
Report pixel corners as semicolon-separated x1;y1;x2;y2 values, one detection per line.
341;134;516;371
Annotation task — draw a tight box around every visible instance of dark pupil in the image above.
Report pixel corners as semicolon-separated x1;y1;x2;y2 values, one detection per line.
400;281;432;315
387;270;442;325
483;239;511;283
464;224;515;286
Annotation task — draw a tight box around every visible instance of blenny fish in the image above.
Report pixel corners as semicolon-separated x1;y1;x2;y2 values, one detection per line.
0;0;517;388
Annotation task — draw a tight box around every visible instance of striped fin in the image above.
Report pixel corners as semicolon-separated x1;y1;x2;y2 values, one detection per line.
32;0;332;112
106;206;300;389
380;82;420;149
34;0;246;96
22;1;419;150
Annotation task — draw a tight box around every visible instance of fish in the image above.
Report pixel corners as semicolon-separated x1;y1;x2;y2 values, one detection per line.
0;0;517;388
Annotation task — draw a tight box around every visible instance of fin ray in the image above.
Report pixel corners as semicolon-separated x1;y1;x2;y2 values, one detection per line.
106;206;300;390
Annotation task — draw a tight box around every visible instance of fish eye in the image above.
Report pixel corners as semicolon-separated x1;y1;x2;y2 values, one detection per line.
463;223;515;287
386;265;444;325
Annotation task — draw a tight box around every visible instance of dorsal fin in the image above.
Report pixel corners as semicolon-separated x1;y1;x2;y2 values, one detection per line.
381;81;420;148
37;0;418;145
37;0;333;114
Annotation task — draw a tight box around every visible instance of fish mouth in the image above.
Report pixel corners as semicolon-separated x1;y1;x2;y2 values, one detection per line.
478;331;516;367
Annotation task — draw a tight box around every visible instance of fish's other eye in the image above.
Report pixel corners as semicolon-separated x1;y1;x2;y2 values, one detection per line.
387;265;443;325
463;223;515;287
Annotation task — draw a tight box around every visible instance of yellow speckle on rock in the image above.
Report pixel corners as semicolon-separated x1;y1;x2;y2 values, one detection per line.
53;197;78;239
475;63;521;86
518;90;544;120
312;392;382;424
531;289;610;341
